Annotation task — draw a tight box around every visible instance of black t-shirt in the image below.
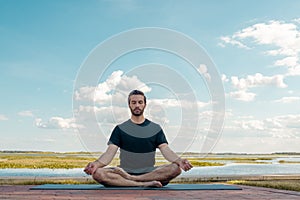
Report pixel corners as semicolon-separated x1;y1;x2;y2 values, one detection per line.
108;119;168;173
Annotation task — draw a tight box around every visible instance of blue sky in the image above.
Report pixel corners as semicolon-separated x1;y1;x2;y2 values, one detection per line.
1;0;300;153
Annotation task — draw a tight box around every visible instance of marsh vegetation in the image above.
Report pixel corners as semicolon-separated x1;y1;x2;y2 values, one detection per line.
1;151;299;169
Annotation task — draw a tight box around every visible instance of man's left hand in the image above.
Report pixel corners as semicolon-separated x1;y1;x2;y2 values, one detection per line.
178;159;193;171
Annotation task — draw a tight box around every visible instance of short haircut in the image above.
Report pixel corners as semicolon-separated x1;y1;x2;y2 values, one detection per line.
128;90;146;104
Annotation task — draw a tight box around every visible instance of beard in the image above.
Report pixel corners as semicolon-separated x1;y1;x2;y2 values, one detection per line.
130;108;144;116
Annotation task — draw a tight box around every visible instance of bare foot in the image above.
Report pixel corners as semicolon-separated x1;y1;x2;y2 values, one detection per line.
143;181;163;188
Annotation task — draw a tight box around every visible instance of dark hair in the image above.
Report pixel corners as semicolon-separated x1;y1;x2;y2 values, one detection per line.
128;90;146;104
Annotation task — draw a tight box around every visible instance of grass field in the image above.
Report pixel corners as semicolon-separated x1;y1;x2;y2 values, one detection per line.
0;151;230;169
2;151;300;169
1;151;294;169
1;151;300;191
229;180;300;192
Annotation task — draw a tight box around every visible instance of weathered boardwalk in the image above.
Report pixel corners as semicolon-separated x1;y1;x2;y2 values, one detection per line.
1;184;300;200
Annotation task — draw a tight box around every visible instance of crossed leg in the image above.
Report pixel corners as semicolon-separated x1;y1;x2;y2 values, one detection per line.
92;163;181;187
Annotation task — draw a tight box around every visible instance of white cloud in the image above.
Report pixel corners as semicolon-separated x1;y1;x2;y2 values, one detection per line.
77;105;128;124
264;115;300;138
231;73;287;90
197;64;211;81
149;98;210;111
149;98;180;108
18;110;34;117
293;18;300;24
220;20;300;76
228;73;288;101
274;56;298;67
75;97;210;127
221;74;229;82
75;70;151;105
234;20;299;49
229;90;256;102
229;114;300;138
44;70;213;151
35;117;83;130
219;36;250;49
0;114;8;121
238;119;265;131
213;136;300;153
287;66;300;76
274;96;300;103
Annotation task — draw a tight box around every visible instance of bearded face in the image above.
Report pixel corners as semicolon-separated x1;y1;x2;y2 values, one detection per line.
129;95;146;116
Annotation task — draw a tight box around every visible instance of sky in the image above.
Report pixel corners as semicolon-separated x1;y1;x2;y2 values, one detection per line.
0;0;300;153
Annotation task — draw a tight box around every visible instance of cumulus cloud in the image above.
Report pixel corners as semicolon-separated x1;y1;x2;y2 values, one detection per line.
274;96;300;103
231;73;287;90
74;70;151;105
229;90;256;102
18;110;34;117
293;18;300;24
239;119;265;131
197;64;211;81
287;66;300;76
77;105;128;124
231;114;300;138
228;73;287;101
0;114;8;121
35;117;83;130
234;20;299;49
219;36;250;49
221;74;229;82
220;19;300;76
274;56;298;67
36;71;212;146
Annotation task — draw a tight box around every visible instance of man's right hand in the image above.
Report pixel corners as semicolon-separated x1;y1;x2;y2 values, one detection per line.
84;161;100;175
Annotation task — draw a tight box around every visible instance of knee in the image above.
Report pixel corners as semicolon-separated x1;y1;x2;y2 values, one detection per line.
92;168;107;184
171;163;182;177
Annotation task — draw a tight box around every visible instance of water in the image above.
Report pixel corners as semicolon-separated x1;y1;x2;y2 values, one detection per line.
0;168;88;177
1;163;300;177
183;163;300;177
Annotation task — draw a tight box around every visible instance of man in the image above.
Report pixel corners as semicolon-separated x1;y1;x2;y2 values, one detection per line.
84;90;193;187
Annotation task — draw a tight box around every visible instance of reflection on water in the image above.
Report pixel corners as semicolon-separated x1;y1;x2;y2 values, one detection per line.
182;163;300;177
1;163;300;177
0;168;88;177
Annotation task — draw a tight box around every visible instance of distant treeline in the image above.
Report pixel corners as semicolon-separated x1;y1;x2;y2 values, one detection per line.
1;150;300;155
272;152;300;155
1;150;49;153
0;150;93;154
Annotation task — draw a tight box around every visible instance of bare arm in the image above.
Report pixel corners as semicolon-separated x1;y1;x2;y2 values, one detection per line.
158;143;193;171
84;144;118;175
96;144;118;166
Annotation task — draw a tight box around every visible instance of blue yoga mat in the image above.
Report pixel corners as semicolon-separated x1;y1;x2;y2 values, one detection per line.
30;184;242;190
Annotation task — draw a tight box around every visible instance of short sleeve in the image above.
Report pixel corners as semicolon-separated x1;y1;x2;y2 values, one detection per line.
107;126;121;147
156;129;168;147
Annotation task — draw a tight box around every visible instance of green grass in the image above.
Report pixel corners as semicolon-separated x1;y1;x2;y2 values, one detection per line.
278;160;300;164
0;152;226;169
0;178;98;185
189;160;224;167
1;151;300;192
0;154;95;169
0;151;297;169
229;180;300;192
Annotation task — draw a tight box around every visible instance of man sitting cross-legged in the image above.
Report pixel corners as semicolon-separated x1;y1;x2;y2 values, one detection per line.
84;90;193;187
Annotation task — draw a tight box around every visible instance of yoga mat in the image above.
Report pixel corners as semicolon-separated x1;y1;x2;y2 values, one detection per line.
30;184;242;190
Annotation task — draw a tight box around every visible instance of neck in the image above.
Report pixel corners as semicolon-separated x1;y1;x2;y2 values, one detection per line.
130;115;145;124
